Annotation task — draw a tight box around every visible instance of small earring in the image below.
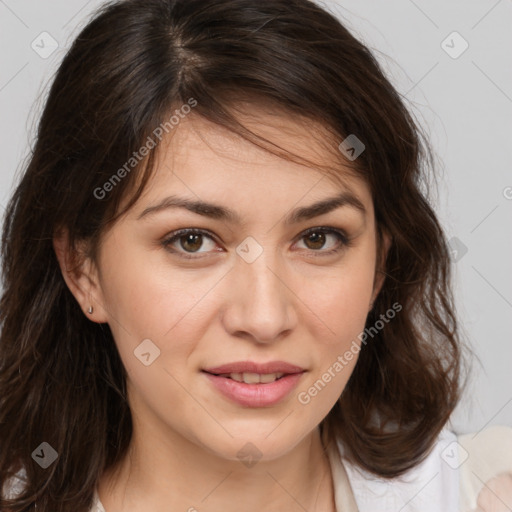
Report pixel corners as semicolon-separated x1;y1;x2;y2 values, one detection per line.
87;306;93;314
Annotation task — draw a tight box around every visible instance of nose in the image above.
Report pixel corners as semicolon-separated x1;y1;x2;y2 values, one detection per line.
221;249;298;344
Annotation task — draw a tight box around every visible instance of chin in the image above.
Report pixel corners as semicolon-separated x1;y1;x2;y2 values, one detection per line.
197;427;311;465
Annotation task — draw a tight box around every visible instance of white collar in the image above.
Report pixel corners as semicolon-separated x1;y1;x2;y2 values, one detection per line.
326;440;360;511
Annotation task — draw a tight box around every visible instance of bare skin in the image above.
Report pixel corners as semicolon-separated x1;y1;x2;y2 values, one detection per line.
54;106;390;512
477;473;512;512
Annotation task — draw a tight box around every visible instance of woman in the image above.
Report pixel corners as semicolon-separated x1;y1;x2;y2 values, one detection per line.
0;0;510;511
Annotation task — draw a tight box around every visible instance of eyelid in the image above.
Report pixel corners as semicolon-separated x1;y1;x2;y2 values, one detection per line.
298;226;349;244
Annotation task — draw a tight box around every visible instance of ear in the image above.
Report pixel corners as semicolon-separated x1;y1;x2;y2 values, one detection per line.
53;227;109;323
370;228;392;306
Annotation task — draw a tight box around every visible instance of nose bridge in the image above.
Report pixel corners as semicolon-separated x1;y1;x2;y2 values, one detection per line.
223;242;296;343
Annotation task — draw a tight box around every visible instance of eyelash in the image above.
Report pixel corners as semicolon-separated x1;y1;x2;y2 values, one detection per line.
161;226;354;260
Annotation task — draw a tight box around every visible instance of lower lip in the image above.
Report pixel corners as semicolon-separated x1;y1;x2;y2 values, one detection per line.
203;372;304;407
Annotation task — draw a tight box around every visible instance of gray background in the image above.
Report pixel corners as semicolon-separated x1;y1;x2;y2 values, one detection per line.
0;0;511;434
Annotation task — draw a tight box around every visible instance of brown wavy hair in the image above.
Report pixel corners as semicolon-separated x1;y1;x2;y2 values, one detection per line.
0;0;466;509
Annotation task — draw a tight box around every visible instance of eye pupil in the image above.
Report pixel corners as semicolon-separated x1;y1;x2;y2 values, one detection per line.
305;232;326;250
181;234;202;252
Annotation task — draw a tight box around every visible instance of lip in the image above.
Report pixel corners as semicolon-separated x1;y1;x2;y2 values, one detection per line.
203;372;304;407
202;360;306;407
203;361;305;375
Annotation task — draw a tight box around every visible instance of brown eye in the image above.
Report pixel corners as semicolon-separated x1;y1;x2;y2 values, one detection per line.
162;229;219;258
295;227;350;254
179;233;204;252
303;231;328;250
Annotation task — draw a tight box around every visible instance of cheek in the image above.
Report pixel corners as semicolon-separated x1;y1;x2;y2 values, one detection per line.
293;277;374;414
305;267;375;348
309;285;371;343
299;254;376;406
301;234;376;338
98;237;225;342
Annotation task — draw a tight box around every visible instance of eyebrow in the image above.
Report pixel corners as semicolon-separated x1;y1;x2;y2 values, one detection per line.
137;191;366;224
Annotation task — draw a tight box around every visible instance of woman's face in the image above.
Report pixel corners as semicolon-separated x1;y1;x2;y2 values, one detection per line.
75;109;389;462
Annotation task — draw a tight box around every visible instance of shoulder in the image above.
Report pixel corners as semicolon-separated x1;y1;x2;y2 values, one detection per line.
340;427;459;511
339;425;512;512
2;466;102;512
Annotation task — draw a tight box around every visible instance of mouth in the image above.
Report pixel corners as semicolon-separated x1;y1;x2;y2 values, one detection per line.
202;360;305;376
201;361;306;407
203;371;288;384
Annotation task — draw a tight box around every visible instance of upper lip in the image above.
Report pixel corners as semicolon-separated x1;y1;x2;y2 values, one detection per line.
203;361;305;375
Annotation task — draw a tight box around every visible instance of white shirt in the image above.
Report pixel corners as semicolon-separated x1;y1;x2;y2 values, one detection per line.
328;425;512;512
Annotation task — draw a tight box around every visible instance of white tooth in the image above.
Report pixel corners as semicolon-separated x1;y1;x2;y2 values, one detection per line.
230;373;243;382
242;372;261;384
259;373;279;383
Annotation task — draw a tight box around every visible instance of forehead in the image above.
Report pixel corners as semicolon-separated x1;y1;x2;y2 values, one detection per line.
128;105;373;221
